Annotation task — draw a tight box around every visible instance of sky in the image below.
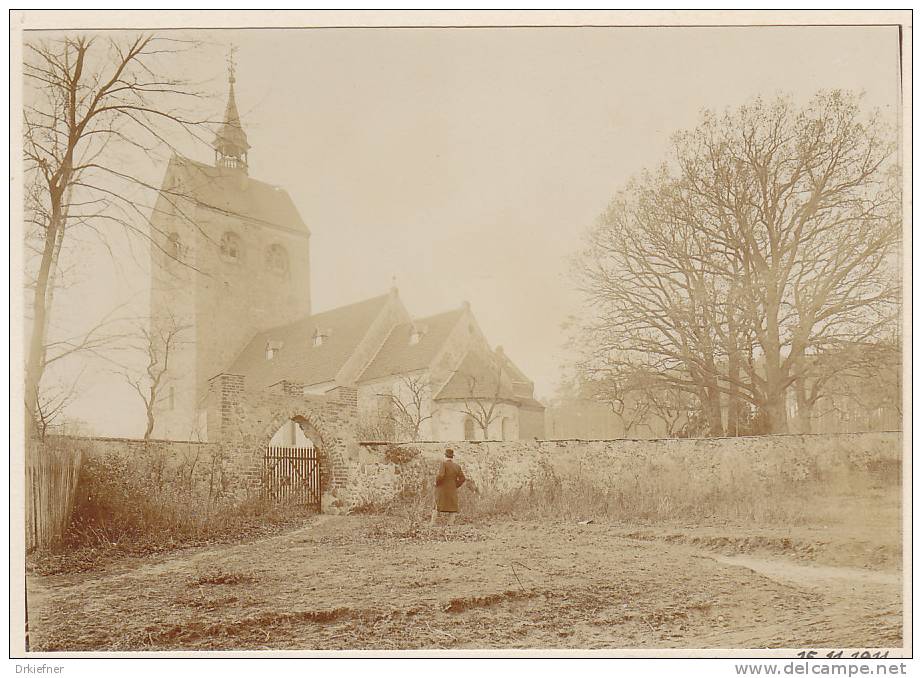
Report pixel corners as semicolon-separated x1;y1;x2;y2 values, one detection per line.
28;24;902;437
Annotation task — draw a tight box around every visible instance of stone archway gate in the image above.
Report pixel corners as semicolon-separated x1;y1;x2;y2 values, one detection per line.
207;375;359;512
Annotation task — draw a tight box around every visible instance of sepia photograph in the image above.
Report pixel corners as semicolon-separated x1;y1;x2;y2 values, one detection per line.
10;10;911;661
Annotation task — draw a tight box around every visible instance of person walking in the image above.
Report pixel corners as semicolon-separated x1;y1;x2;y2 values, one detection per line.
431;448;465;526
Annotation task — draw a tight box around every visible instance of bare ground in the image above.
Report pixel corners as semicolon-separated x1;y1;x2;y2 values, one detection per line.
26;513;902;652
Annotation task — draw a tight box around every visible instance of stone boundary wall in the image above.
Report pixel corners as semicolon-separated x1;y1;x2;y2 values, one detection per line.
47;435;258;505
348;431;902;508
47;431;901;513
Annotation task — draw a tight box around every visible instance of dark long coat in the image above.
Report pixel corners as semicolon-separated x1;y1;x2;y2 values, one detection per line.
434;459;466;512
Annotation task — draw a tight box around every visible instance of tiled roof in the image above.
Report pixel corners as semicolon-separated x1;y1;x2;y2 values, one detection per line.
358;309;465;383
433;350;518;402
226;294;391;390
169;156;308;233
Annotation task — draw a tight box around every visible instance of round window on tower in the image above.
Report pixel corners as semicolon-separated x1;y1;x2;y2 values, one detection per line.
266;243;289;279
220;231;242;262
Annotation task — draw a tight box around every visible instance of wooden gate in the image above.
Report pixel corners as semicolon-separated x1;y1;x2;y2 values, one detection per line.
263;443;321;510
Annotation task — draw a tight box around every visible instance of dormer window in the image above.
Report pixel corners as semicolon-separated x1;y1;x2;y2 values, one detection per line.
312;327;331;347
220;231;242;261
266;339;283;360
409;323;428;346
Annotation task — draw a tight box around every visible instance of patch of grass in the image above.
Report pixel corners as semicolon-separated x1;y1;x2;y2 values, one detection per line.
29;502;318;576
442;589;539;613
372;448;901;530
25;448;324;575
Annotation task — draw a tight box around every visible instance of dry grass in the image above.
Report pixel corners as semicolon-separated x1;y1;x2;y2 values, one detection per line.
27;515;903;651
28;450;317;575
369;449;901;530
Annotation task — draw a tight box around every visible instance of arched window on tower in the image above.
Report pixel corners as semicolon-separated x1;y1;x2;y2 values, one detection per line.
220;231;242;261
266;243;289;278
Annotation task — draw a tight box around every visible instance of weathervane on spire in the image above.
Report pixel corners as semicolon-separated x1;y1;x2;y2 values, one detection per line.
214;42;249;172
227;44;238;84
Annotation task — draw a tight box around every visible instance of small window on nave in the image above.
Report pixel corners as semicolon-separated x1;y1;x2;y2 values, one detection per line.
266;243;289;278
220;231;242;261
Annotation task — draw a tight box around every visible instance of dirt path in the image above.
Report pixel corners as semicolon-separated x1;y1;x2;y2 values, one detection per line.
26;516;903;652
711;554;901;588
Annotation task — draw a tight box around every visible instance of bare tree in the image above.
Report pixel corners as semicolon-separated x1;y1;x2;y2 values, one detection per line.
355;411;396;442
454;353;509;440
793;337;901;432
557;366;695;438
25;305;131;440
23;33;210;436
32;371;85;440
120;316;189;440
574;91;900;435
376;374;433;441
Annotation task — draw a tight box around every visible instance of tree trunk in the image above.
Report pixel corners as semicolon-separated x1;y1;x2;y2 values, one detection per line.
761;293;789;435
144;408;155;440
25;158;72;439
726;316;743;436
792;379;814;434
24;212;63;438
761;390;789;435
707;390;725;436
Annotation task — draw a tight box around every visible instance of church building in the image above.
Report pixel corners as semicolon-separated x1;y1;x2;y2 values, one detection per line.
149;66;545;443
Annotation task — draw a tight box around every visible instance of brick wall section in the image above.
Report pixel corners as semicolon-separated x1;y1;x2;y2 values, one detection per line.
349;431;901;508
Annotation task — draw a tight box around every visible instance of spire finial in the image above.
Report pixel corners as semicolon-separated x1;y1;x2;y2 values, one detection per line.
227;44;238;84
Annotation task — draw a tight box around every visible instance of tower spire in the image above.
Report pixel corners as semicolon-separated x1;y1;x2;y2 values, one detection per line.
213;45;250;172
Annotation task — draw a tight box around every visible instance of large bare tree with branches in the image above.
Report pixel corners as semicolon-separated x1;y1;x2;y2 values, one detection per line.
454;352;511;440
23;33;210;437
574;91;900;435
375;374;434;442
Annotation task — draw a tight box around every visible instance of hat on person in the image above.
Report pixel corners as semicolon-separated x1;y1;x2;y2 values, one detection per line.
445;448;454;458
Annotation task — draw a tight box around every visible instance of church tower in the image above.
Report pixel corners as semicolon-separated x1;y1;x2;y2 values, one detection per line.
149;54;312;440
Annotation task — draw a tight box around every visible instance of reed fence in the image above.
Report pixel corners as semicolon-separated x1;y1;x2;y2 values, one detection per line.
26;439;84;551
